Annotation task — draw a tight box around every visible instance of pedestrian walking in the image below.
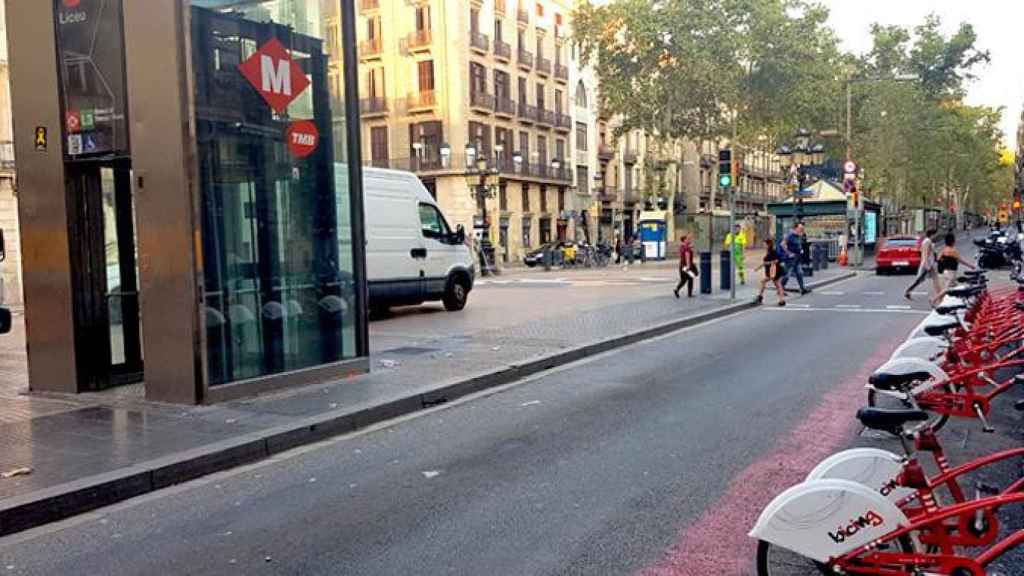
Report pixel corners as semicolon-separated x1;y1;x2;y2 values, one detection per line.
723;223;748;285
931;232;975;306
614;235;622;264
674;234;697;298
903;228;941;301
780;222;810;295
754;237;786;306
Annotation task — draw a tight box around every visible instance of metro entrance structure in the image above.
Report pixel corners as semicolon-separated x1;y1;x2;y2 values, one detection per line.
6;0;369;403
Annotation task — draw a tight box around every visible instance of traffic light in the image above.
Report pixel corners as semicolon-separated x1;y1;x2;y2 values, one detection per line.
718;149;732;189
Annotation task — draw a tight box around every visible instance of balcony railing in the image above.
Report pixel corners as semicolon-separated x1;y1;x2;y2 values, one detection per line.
555;113;571;131
517;102;537;123
622;150;638;164
517;48;533;69
536;56;552;76
360;97;388;116
359;0;379;11
404;30;432;52
598;143;615;161
470;31;489;53
495;96;516;116
517;8;529;24
494;39;511;60
470;91;495;112
596;187;618;202
537;108;555;126
554;63;568;82
407;90;437;110
358;38;381;59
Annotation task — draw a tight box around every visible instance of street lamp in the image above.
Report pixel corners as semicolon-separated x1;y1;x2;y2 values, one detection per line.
775;129;827;223
463;143;501;276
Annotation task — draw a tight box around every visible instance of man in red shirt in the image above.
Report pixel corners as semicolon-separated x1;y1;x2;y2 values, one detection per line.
674;234;697;298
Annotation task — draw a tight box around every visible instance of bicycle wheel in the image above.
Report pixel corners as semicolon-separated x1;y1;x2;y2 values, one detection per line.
756;541;830;575
867;383;953;434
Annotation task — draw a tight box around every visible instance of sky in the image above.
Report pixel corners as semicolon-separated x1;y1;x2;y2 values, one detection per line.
822;0;1022;152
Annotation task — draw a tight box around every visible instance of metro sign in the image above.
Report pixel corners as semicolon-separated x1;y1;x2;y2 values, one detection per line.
238;38;310;113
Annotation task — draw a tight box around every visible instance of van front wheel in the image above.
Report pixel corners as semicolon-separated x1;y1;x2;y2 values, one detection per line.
443;277;469;311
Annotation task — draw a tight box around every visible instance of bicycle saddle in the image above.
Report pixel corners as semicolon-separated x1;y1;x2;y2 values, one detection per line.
964;270;985;277
934;303;967;315
856;407;929;434
923;317;959;336
946;286;981;298
869;370;932;389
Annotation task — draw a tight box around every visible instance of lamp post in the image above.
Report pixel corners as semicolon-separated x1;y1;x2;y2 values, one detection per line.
775;129;826;224
463;143;501;276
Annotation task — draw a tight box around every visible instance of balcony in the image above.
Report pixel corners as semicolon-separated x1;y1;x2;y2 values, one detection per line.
622;149;638;164
517;102;537;123
407;90;437;111
517;7;529;25
470;91;495;113
596;187;618;202
536;56;552;77
554;63;568;83
494;39;511;61
598;143;615;161
403;30;432;53
494;96;515;117
359;0;379;11
470;31;489;54
536;108;554;127
554;113;571;131
517;48;533;70
358;38;381;60
360;97;388;117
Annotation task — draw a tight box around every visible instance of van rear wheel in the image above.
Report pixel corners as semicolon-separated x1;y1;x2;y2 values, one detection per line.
443;277;469;312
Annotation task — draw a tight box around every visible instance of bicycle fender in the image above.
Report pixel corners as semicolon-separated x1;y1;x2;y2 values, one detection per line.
873;357;949;385
890;337;948;363
749;479;909;563
806;448;915;504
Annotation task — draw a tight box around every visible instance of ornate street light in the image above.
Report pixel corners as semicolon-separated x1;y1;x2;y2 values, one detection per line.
776;129;827;222
464;143;501;276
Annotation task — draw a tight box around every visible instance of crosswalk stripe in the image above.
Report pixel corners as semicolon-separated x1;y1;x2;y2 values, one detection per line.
886;305;912;310
819;291;845;296
863;291;885;296
836;304;861;309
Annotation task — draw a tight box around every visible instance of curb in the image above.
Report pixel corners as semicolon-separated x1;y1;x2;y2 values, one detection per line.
0;271;857;537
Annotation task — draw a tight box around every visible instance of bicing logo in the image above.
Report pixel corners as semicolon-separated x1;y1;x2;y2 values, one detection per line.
827;511;885;544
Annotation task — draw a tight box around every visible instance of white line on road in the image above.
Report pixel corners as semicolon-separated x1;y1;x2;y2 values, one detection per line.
863;291;886;296
787;304;811;308
836;304;862;309
886;305;913;310
766;307;928;315
818;291;845;296
520;400;542;407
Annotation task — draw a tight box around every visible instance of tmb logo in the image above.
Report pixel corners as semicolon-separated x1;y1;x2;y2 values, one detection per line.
827;511;885;544
63;0;82;7
238;38;311;113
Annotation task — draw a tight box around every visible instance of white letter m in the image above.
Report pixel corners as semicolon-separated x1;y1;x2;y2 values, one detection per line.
261;55;291;95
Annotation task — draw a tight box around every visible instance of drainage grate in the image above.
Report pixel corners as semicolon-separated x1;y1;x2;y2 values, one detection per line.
380;346;439;356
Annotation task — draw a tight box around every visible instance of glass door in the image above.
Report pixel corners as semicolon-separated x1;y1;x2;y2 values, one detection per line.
100;165;143;383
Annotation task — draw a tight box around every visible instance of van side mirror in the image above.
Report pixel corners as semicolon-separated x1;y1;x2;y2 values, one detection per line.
454;225;466;244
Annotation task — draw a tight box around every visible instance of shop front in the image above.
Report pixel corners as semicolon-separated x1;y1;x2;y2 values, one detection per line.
7;0;368;403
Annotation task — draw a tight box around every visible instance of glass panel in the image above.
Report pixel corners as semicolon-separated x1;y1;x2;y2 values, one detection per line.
189;0;359;386
100;167;126;365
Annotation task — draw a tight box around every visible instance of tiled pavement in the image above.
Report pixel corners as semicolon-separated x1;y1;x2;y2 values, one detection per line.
0;262;853;530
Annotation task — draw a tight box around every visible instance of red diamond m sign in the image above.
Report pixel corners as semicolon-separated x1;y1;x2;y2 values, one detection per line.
238;38;310;113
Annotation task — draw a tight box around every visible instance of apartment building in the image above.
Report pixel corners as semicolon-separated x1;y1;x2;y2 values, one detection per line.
357;0;597;263
0;3;20;304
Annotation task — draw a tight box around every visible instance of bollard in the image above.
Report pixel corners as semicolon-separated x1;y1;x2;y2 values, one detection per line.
821;245;829;269
802;251;814;278
543;246;552;271
720;250;731;291
699;252;712;294
812;245;823;271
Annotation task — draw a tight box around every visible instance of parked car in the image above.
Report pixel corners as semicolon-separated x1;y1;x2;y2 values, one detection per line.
523;242;563;267
362;167;475;313
875;236;922;275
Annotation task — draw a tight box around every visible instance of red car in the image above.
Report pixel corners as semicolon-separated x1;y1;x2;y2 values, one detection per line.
875;235;922;275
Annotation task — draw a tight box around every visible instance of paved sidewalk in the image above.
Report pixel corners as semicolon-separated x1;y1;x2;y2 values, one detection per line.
0;265;854;535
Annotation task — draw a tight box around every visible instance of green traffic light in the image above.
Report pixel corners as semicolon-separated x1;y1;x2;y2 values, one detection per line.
719;175;732;187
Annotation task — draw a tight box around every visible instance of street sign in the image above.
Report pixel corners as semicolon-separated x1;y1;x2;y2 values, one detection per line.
34;127;47;151
286;120;319;158
843;160;857;174
238;38;311;113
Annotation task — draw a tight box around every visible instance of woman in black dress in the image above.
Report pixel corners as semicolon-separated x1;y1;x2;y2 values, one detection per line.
754;237;786;306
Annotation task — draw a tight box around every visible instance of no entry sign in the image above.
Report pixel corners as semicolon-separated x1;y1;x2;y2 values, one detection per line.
286;121;319;158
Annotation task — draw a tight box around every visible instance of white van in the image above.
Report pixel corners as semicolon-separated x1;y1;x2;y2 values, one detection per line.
363;168;475;312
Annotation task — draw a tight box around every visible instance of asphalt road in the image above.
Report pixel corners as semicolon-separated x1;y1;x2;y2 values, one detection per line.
0;273;952;575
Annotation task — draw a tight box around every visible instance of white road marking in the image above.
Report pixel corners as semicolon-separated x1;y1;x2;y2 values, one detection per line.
836;304;862;309
766;307;929;315
863;291;886;296
787;303;811;308
422;470;442;479
886;305;913;310
819;291;845;296
520;400;542;407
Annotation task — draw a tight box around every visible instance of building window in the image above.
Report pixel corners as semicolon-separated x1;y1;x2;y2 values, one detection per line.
499;184;508;211
522;185;531;211
540;184;548;213
518;77;528;103
554;89;563;114
517;28;526;52
555;138;565;162
536;82;545;110
468;122;492;157
558;187;565;212
575;122;588;151
370;126;389;168
470;7;480;34
409;121;444;168
418;60;435;92
539;217;551;244
366;16;381;44
537;135;547;167
536;35;544;59
495;70;510;100
575;80;587;108
522;216;532;247
519;131;530;163
415;5;431;32
470;62;487;96
495;127;512;166
366;67;385;98
494;19;503;43
577;166;589;195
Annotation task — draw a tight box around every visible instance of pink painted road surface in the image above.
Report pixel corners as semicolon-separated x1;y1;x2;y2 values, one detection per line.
639;334;904;576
